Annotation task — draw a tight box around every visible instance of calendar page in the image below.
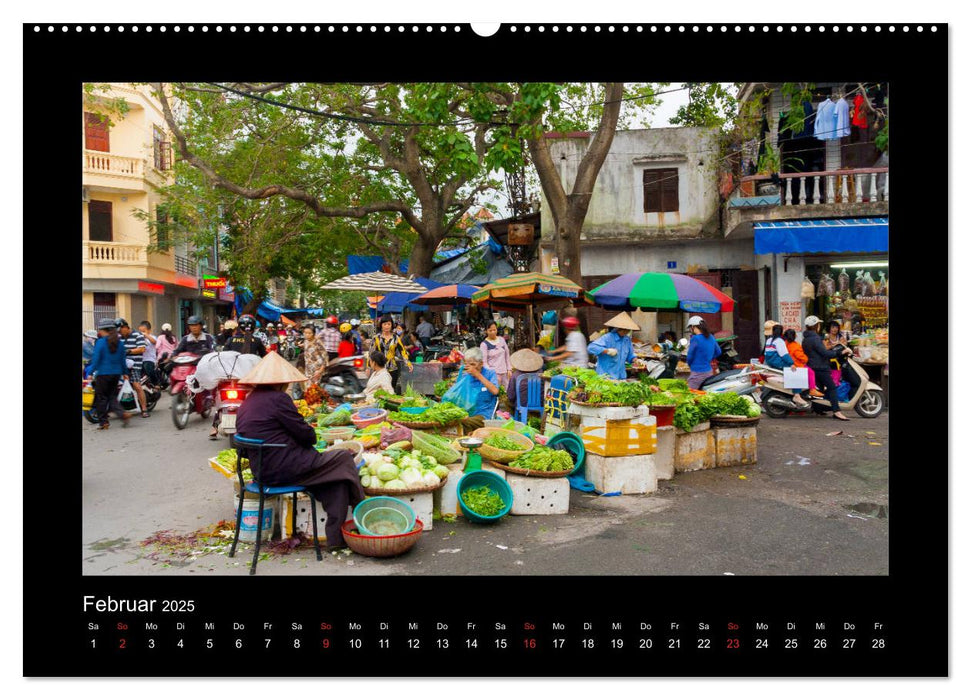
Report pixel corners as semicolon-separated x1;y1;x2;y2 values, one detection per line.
24;20;946;680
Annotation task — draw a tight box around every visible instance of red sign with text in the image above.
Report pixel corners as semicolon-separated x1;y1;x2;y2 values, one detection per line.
137;281;164;295
203;277;227;289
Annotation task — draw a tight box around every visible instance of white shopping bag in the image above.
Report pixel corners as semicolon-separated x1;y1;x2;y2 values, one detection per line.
783;367;809;390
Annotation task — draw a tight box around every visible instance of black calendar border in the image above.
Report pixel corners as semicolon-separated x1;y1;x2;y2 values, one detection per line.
25;22;948;678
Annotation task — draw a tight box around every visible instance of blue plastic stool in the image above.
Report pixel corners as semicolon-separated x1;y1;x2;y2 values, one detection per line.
229;435;323;575
515;375;545;425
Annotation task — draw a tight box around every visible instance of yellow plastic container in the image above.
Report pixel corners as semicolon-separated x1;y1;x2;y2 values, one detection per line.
582;420;657;457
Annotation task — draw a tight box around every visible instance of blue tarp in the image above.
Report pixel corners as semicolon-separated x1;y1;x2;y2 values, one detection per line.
754;218;889;255
233;288;324;322
347;256;409;275
375;277;446;314
429;243;513;286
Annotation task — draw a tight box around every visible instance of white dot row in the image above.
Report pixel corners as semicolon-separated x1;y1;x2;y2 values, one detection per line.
32;24;939;34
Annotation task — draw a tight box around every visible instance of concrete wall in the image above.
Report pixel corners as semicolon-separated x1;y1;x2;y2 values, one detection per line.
580;238;757;277
540;127;722;242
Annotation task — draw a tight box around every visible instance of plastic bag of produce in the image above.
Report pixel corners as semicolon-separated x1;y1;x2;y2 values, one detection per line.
380;425;412;449
440;367;479;413
854;270;865;296
837;268;850;293
801;277;816;299
877;272;888;295
191;351;262;390
816;273;835;298
319;408;352;426
862;272;876;296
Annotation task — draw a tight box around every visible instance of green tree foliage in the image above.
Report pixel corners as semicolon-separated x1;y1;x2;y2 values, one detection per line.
669;83;738;130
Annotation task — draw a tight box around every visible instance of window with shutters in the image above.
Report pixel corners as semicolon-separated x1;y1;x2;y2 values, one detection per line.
84;112;110;152
643;168;679;213
152;125;172;171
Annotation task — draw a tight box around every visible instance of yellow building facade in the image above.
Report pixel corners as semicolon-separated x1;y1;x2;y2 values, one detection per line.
81;83;232;334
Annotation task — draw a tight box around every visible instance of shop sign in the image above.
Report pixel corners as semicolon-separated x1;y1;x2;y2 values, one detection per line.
551;257;559;274
667;261;677;269
203;276;227;289
538;284;578;298
201;289;217;299
779;301;803;330
137;281;164;295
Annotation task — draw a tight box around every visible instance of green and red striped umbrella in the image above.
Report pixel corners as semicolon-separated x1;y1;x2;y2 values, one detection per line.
585;272;735;313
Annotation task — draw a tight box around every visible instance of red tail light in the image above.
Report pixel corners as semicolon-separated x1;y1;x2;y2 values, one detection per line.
221;388;246;401
353;357;364;368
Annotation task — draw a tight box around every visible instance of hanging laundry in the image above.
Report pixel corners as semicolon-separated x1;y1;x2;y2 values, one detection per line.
834;97;851;138
852;93;868;128
796;100;815;138
814;98;837;141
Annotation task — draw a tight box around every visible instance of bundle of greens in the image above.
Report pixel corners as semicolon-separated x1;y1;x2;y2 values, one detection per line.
388;401;467;425
658;378;690;392
319;408;352;427
461;486;507;517
433;377;455;397
509;445;574;473
484;433;526;451
696;392;762;419
673;401;705;432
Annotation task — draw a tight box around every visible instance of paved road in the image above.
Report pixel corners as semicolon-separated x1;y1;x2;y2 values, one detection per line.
82;395;889;576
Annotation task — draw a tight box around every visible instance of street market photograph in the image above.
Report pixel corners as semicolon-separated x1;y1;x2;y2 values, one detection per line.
80;80;890;578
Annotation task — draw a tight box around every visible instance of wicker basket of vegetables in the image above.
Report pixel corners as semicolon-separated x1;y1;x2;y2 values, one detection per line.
492;444;575;477
470;427;533;464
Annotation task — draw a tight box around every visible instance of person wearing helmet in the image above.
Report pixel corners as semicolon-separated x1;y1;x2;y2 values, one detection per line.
551;314;589;368
684;315;723;389
337;324;356;358
155;323;178;363
117;319;150;418
318;314;342;360
88;318;132;429
588;312;638;380
216;318;238;346
263;322;281;353
224;314;267;358
173;315;216;356
802;315;853;421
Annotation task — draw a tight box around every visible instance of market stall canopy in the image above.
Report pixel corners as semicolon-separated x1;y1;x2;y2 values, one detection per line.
471;272;584;310
232;287;324;322
753;218;888;255
410;284;481;311
375;277;446;314
320;272;428;294
585;272;735;314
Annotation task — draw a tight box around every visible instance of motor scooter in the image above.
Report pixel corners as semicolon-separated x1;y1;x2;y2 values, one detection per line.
81;371;161;423
321;355;367;398
167;353;212;429
212;379;249;437
698;364;765;399
756;347;885;419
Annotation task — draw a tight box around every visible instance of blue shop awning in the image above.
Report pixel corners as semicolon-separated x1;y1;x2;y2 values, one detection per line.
754;218;888;255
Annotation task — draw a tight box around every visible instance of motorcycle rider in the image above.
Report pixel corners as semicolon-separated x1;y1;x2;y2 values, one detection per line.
223;314;267;357
349;318;364;354
117;318;150;418
216;319;237;347
173;315;216;356
801;315;853;422
318;314;342;361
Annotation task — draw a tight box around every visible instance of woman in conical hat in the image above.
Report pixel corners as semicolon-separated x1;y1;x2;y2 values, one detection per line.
235;352;365;550
587;312;639;380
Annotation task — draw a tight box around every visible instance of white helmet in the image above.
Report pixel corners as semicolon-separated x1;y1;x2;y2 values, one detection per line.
686;315;704;328
161;323;173;331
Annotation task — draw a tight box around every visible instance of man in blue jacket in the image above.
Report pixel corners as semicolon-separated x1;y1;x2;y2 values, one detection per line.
588;312;639;380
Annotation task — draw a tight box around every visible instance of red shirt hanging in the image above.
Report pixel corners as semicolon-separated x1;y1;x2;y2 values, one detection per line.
852;94;868;128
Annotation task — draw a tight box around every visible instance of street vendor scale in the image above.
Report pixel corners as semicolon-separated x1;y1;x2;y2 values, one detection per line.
457;436;484;473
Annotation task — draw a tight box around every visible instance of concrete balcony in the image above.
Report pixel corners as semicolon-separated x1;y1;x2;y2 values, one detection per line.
724;167;889;238
83;240;149;278
83;150;171;193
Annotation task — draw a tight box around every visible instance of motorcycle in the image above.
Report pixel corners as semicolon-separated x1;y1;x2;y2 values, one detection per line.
755;347;885;419
714;333;740;372
81;372;161;424
212;379;249;437
321;355;367;398
166;353;212;430
697;363;765;399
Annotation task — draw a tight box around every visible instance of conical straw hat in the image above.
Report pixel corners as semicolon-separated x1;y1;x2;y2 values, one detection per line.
509;348;544;372
604;312;640;331
240;350;308;385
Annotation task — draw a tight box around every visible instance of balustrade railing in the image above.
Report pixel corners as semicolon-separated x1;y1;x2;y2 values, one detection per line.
83;150;142;178
740;168;889;206
84;241;147;264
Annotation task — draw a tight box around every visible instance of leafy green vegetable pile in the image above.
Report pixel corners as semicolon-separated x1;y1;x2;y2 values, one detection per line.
484;433;526;451
319;409;352;426
673;401;704;432
388;401;468;425
411;430;461;464
461;486;507;517
696;392;762;419
563;368;655;406
509;445;574;473
433;377;455;397
657;378;689;392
